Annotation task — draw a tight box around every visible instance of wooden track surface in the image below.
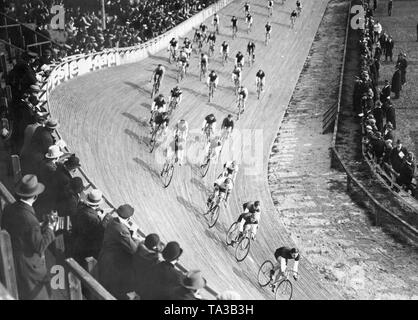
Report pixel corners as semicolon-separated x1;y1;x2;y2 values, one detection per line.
50;0;342;299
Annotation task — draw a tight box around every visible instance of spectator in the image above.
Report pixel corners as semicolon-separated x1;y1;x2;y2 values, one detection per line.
383;122;395;141
396;152;415;191
132;233;163;300
372;100;384;132
383;139;393;166
370;131;385;163
71;189;112;268
150;241;184;299
98;204;140;300
20;112;49;156
390;140;408;173
388;0;393;16
391;65;401;99
385;36;394;62
54;155;81;201
385;101;396;130
380;79;391;105
396;53;408;86
1;174;56;300
169;270;206;300
58;176;84;220
21;118;60;175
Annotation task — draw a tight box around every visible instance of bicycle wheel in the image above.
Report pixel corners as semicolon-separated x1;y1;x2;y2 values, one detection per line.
237;101;241;120
235;235;251;262
149;130;157;153
257;84;261;100
207;203;220;228
200;158;210;177
151;82;156;98
258;260;274;287
225;222;240;246
275;279;293;300
162;162;175;188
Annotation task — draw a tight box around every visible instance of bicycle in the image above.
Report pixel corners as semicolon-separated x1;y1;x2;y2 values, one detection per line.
208;42;215;57
200;63;208;82
177;62;186;82
222;51;228;66
204;190;226;228
214;23;219;35
268;6;273;17
149;123;164;153
247;21;252;34
265;31;271;45
220;127;232;144
200;144;213;177
167;98;178;115
232;26;237;39
236;95;244;120
161;155;176;188
197;40;203;53
233;77;241;96
169;47;177;64
256;80;264;100
151;78;160;98
248;52;255;66
208;81;215;102
225;222;253;262
257;262;297;300
297;6;302;17
290;16;296;29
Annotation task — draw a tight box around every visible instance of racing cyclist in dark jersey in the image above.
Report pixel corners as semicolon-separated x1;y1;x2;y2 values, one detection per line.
256;69;266;92
247;40;255;63
232;201;261;243
169;85;183;110
221;114;234;142
151;64;165;87
235;51;245;68
231;16;238;36
270;247;300;290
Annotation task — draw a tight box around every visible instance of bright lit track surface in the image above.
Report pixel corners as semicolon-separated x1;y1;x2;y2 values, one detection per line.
50;0;341;299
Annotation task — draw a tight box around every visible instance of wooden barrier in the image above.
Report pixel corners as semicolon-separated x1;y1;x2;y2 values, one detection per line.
0;281;14;300
0;231;18;299
65;258;116;300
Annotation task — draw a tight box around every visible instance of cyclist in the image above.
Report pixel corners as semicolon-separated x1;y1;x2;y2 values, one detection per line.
235;51;245;68
270;247;300;286
203;135;223;165
199;23;207;41
178;49;189;76
237;85;249;112
212;13;220;33
202;113;217;140
290;10;297;28
267;0;274;16
220;40;230;62
256;69;266;93
169;85;183;110
265;22;272;42
207;175;234;207
296;0;302;16
183;37;193;58
245;13;253;32
247;41;256;63
151;64;165;88
151;111;169;142
231;16;238;36
219;160;239;182
232;65;242;92
169;37;178;61
221;114;234;142
207;70;219;92
195;29;204;51
233;201;261;243
243;1;251;16
174;119;189;165
207;31;216;54
150;93;167;125
200;53;209;77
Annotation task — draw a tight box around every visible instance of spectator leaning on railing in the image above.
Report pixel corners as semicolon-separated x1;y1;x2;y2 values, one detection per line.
355;1;417;196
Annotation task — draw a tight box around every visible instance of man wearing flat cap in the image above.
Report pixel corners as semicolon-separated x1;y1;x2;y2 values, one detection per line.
71;189;112;268
169;270;206;300
1;174;57;299
150;241;185;299
98;204;140;300
132;233;163;299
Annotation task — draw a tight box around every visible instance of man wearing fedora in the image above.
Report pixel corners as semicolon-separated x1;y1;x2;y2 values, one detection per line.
98;204;140;300
391;65;401;99
132;233;163;299
36;145;65;218
71;189;112;268
1;174;57;300
149;241;184;299
21;118;60;175
169;270;206;300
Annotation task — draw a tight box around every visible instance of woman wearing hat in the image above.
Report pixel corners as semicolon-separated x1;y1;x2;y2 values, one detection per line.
1;174;57;300
71;189;112;268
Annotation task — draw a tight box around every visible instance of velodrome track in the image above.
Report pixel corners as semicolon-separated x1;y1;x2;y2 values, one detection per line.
50;0;342;299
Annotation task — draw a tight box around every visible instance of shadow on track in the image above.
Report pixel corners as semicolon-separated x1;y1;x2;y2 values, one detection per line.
133;157;162;183
125;128;148;146
121;112;149;127
123;81;152;96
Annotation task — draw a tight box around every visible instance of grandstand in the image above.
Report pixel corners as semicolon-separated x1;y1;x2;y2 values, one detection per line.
1;0;417;302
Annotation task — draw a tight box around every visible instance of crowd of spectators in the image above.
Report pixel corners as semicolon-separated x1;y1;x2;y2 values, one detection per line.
354;1;415;195
0;1;243;300
3;0;218;57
